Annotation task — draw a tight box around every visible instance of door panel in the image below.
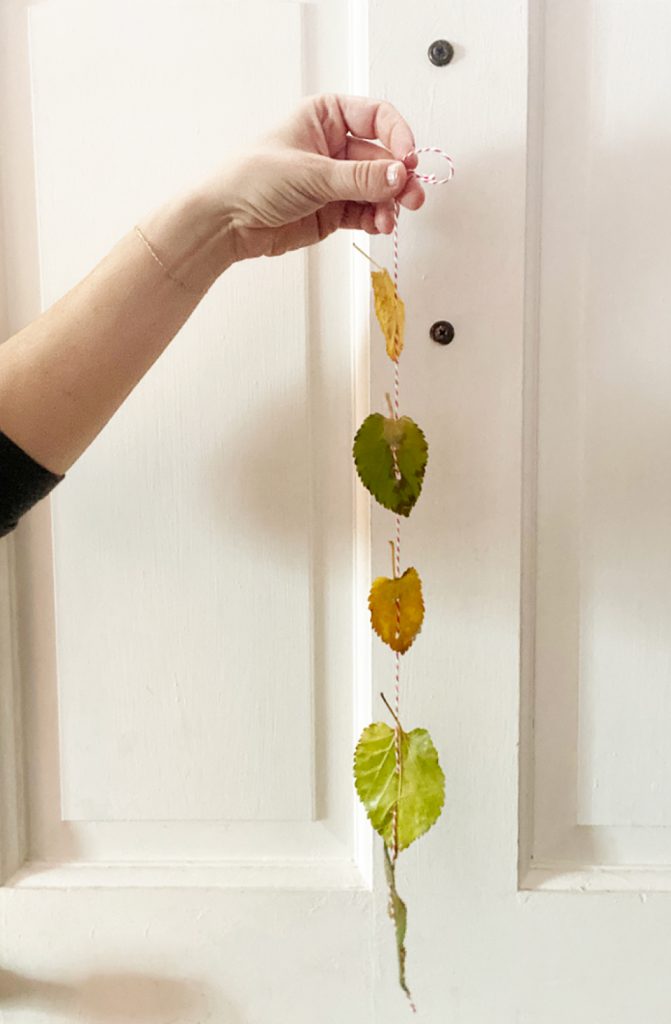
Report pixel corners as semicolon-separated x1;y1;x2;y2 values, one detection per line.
525;0;671;877
33;0;312;826
5;0;364;875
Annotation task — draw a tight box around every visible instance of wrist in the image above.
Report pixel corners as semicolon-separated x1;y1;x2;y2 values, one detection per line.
137;186;237;295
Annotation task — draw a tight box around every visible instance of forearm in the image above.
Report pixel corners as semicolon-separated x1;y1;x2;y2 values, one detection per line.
0;187;235;475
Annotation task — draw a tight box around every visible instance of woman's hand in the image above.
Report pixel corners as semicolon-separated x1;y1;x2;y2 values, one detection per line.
200;93;426;263
0;94;426;479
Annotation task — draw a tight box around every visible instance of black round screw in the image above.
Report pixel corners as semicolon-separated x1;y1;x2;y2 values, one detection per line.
428;39;454;67
430;320;455;346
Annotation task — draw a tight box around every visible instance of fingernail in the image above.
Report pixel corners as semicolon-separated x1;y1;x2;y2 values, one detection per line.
386;162;402;187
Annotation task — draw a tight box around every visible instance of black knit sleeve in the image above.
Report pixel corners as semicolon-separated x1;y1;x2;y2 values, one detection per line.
0;431;65;538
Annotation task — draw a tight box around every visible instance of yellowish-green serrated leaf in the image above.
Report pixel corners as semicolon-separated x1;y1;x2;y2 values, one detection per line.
372;268;405;362
353;721;445;851
383;843;414;1006
352;413;428;517
369;567;424;654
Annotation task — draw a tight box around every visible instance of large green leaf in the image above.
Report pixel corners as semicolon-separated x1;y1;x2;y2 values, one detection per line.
352;413;428;517
383;843;414;1007
353;721;445;851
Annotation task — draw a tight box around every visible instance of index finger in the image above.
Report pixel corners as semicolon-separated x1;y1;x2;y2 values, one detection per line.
319;94;417;163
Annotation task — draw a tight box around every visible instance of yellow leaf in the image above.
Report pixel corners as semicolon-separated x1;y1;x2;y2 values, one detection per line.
369;567;424;654
372;269;405;362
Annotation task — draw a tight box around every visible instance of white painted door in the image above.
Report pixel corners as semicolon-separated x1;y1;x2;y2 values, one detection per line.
2;0;671;1021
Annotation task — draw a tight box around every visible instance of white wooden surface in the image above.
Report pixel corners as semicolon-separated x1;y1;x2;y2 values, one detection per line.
36;1;314;826
527;0;671;877
3;0;671;1021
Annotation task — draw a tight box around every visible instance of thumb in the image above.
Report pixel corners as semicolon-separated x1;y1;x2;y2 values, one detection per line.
321;156;408;203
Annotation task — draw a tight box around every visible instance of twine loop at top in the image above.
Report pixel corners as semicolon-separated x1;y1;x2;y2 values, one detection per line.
404;146;455;185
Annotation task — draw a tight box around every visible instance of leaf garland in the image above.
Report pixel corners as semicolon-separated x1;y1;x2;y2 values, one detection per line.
352;251;445;1011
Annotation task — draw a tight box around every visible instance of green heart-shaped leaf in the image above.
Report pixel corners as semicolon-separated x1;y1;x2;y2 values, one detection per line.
352;413;428;516
353;721;445;852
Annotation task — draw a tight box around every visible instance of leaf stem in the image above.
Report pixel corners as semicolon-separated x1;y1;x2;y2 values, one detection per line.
389;540;397;579
385;392;395;420
380;691;402;730
352;241;385;272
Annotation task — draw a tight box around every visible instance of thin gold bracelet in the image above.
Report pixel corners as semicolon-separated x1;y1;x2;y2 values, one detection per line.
133;225;205;298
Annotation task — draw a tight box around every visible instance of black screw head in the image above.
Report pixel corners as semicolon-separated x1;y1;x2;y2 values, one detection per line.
428;39;454;67
430;320;455;345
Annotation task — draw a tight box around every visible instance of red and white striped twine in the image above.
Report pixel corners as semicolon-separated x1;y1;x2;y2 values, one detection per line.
388;147;453;866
